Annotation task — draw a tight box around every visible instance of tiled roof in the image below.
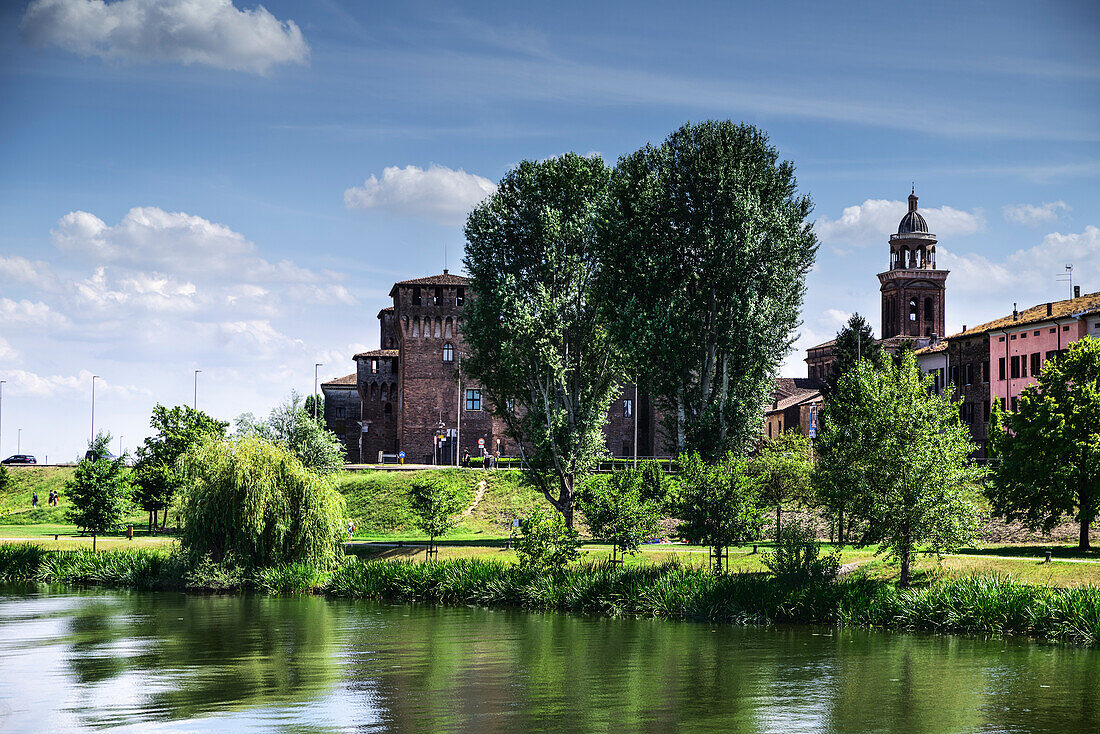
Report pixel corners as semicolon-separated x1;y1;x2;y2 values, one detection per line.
772;377;822;399
767;390;822;414
322;373;357;387
915;340;948;355
949;291;1100;339
353;349;399;359
392;273;470;287
378;306;394;314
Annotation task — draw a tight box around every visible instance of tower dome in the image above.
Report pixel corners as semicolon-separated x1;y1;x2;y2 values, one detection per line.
897;190;928;234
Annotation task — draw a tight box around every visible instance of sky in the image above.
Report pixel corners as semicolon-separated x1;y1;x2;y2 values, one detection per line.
0;0;1098;462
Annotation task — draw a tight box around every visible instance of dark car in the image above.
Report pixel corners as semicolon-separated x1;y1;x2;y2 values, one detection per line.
1;455;37;465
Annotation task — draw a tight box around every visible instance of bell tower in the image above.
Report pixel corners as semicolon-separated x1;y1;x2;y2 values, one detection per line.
878;189;948;339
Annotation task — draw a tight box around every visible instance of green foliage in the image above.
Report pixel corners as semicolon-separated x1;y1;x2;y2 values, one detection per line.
675;452;765;568
65;433;132;547
762;521;840;585
639;459;674;508
132;404;228;522
815;351;983;586
987;337;1100;550
0;464;9;493
515;506;581;572
823;313;882;396
602;120;817;458
408;474;468;548
237;392;344;475
579;468;664;557
179;435;347;569
752;430;814;538
463;153;624;528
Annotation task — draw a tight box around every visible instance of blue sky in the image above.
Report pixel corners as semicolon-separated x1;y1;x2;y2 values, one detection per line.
1;0;1098;461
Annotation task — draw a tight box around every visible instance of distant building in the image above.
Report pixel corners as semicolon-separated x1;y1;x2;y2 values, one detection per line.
323;271;668;464
805;190;949;382
764;378;823;440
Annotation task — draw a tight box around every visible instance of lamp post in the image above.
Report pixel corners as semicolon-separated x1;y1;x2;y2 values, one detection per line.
0;379;5;459
91;375;99;441
436;417;446;466
18;428;22;454
314;363;322;421
193;369;201;409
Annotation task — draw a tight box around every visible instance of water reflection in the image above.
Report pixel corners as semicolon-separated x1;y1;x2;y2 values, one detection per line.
0;587;1096;733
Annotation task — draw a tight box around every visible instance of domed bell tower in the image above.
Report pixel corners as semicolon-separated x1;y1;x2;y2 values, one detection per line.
878;189;949;339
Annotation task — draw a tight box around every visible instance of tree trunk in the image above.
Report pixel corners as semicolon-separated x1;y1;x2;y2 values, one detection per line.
899;524;912;588
837;507;844;546
152;508;158;536
161;508;169;532
1080;515;1091;551
147;511;152;533
776;505;782;542
92;534;97;553
561;475;575;530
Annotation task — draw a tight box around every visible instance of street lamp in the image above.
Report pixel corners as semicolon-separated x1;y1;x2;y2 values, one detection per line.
314;363;322;421
91;375;99;441
193;369;202;409
435;417;446;466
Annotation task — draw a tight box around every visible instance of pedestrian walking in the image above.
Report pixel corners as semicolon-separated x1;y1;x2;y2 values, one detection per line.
31;492;38;509
493;450;500;469
462;449;470;468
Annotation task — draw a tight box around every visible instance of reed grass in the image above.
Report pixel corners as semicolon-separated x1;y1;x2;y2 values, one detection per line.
2;543;1098;643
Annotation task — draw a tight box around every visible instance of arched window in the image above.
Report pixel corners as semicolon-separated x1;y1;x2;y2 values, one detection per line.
384;403;392;415
909;297;918;321
924;297;933;322
442;342;454;362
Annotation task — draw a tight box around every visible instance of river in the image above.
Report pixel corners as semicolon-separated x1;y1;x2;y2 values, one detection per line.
0;586;1096;732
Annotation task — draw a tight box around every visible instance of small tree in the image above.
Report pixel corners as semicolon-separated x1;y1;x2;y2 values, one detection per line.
133;404;228;532
762;521;840;585
237;392;343;475
66;433;131;552
579;470;664;562
822;313;881;396
408;474;468;556
816;352;982;586
179;435;347;569
675;452;765;572
987;337;1100;550
752;430;814;540
515;506;581;573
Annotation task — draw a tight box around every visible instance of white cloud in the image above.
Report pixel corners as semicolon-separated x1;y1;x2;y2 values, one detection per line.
0;298;69;328
2;368;149;399
344;164;497;226
0;256;58;290
1003;201;1070;226
0;337;19;363
823;309;852;328
816;198;985;247
21;0;309;74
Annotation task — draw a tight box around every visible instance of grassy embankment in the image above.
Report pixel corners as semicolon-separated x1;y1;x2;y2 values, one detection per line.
1;543;1098;644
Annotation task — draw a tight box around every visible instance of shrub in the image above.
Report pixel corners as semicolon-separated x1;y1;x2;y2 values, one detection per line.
579;469;664;560
179;435;347;569
408;473;468;553
515;507;581;573
762;521;840;585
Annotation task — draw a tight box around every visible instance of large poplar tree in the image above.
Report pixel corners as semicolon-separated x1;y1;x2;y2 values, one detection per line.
602;120;817;458
462;153;623;528
987;337;1100;550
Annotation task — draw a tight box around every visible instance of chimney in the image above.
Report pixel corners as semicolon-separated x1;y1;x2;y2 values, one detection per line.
1012;303;1018;321
1074;285;1081;298
1047;302;1053;316
931;333;939;344
962;325;967;332
443;268;449;275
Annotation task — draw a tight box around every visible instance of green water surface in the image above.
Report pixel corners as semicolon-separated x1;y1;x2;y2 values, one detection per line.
0;587;1096;732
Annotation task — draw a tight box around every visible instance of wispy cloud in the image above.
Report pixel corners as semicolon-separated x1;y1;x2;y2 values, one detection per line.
345;164;497;226
1003;201;1070;226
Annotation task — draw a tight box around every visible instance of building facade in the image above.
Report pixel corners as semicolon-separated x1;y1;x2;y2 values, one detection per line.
324;271;666;464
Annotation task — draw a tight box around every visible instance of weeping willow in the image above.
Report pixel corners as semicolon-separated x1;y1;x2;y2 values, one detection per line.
179;435;347;569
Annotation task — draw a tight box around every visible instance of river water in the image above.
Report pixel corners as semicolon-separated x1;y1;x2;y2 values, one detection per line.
0;586;1096;733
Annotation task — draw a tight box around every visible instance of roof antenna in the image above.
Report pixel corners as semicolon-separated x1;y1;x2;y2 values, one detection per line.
1056;264;1073;299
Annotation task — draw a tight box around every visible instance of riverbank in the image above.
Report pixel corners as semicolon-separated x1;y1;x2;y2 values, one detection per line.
2;543;1098;645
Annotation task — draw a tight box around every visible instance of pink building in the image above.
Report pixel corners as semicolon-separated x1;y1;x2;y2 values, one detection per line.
986;289;1100;412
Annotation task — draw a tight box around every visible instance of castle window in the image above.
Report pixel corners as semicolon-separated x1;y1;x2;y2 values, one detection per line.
909;298;918;322
924;298;933;322
384;403;392;415
442;342;454;362
371;359;378;374
457;287;465;306
336;407;346;419
465;389;481;411
624;399;632;417
413;286;422;306
434;287;443;305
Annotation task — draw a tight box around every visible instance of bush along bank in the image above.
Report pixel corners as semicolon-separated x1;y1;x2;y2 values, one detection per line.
2;543;1099;645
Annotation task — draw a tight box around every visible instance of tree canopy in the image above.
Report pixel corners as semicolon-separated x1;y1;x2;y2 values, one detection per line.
823;313;882;396
237;392;344;475
675;451;765;571
462;153;623;528
132;404;228;530
752;430;814;540
815;352;982;586
408;473;468;553
66;433;132;551
179;435;347;569
601;120;817;458
579;469;665;560
987;337;1100;550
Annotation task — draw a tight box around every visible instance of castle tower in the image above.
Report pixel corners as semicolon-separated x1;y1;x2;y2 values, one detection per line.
878;190;949;338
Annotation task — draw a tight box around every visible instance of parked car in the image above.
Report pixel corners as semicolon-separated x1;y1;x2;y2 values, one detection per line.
1;455;37;465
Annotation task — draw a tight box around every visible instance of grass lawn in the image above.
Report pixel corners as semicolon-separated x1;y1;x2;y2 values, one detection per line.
858;553;1100;587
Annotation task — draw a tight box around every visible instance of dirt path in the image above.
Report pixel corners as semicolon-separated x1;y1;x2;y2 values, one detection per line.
463;479;488;517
